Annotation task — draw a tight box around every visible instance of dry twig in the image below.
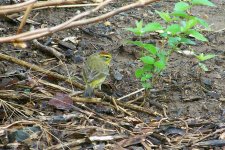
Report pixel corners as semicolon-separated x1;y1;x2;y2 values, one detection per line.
32;39;65;59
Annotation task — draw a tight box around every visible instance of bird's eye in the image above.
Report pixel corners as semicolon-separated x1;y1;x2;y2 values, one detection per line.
101;55;111;62
101;55;109;59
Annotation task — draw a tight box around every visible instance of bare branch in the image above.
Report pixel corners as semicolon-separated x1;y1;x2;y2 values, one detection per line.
0;0;159;43
0;0;84;14
0;0;36;10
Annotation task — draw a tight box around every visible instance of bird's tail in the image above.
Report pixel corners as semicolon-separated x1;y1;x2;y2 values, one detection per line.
84;85;94;97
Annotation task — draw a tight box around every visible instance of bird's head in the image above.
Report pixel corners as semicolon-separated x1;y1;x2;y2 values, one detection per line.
99;51;112;65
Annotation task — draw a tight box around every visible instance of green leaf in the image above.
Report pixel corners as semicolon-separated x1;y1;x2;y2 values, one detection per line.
174;2;190;11
156;10;172;22
135;68;144;78
180;38;196;45
168;37;181;47
166;24;181;35
143;44;158;55
196;53;204;61
126;41;158;55
191;0;216;7
172;11;189;18
141;82;151;89
126;40;144;47
184;18;199;31
181;20;186;28
136;20;143;30
195;17;210;29
126;28;141;36
202;54;216;60
187;29;208;41
143;64;154;71
154;60;166;70
141;77;147;82
126;20;143;36
142;22;163;33
140;56;155;64
198;62;208;71
157;51;167;61
160;32;169;38
141;74;152;81
196;53;216;61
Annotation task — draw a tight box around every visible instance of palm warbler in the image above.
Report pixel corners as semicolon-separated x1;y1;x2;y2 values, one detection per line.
82;51;112;97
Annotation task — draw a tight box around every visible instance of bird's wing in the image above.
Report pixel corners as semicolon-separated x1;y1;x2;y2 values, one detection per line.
83;65;108;83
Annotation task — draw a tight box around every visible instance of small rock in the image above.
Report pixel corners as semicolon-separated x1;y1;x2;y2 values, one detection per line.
219;98;225;102
93;144;105;150
113;70;123;81
114;91;123;97
215;58;224;66
211;73;221;79
78;40;87;50
72;55;84;63
58;41;76;50
64;49;73;58
221;71;225;78
152;3;162;8
207;91;220;99
127;61;136;67
201;77;212;86
207;34;217;43
221;109;225;116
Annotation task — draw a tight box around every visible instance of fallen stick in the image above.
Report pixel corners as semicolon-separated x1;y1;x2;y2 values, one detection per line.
32;39;65;59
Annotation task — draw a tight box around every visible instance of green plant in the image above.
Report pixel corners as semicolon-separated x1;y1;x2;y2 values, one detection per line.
195;53;216;71
126;0;215;89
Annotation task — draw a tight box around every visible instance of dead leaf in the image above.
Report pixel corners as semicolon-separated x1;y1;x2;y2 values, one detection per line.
13;41;27;48
118;135;146;147
0;77;19;90
219;132;225;140
16;16;40;25
48;93;74;110
104;21;111;26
